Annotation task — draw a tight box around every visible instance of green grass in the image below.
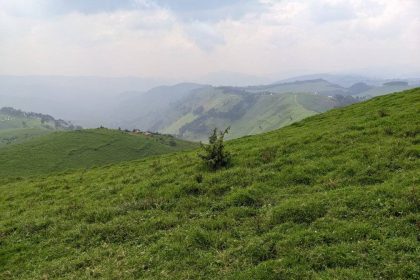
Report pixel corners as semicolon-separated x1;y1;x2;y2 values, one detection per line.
162;90;333;141
231;93;319;138
0;88;419;279
0;128;198;180
0;128;52;147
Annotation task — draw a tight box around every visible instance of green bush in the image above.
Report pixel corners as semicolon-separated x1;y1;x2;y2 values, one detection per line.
199;127;231;170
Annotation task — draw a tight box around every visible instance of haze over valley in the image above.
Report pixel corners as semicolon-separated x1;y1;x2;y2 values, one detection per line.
1;74;419;141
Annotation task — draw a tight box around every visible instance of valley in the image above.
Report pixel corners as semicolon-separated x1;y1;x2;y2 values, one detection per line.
114;78;417;141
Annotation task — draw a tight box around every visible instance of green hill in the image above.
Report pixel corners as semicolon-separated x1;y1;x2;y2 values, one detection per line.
119;79;414;142
0;89;419;279
122;82;357;141
0;128;198;179
354;83;413;98
0;107;79;147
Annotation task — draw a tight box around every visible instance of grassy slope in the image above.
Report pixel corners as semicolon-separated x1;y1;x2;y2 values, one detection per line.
0;128;51;147
0;128;198;179
162;90;334;141
230;93;318;138
0;89;419;279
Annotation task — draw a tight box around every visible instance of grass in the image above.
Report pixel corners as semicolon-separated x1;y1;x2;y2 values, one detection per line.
0;128;198;180
0;88;419;279
0;128;52;147
154;86;338;141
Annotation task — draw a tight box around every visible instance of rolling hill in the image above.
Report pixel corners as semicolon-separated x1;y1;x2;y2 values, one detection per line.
117;80;363;141
0;88;419;279
115;78;418;141
0;128;198;179
0;107;79;147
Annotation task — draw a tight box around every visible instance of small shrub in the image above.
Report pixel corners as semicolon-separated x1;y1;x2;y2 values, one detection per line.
199;127;231;170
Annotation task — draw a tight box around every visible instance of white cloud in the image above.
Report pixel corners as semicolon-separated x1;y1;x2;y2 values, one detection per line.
0;0;419;80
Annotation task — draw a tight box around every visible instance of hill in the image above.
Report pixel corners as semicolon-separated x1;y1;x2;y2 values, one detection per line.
0;107;79;147
117;80;364;141
116;79;418;141
0;88;419;279
114;83;208;129
354;82;414;98
0;128;198;179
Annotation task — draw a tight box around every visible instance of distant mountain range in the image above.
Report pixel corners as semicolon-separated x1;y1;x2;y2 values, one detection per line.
1;74;419;141
112;78;418;141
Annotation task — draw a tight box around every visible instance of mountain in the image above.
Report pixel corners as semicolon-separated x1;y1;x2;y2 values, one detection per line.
116;80;363;141
1;88;418;279
348;82;373;94
114;83;208;128
116;78;419;141
1;75;419;140
0;128;198;179
354;81;414;98
0;107;80;147
276;73;420;88
244;78;349;96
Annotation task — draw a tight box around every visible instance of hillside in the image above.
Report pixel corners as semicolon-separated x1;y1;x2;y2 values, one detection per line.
0;107;79;147
0;128;198;179
116;79;418;141
160;90;342;141
0;88;418;279
118;81;362;141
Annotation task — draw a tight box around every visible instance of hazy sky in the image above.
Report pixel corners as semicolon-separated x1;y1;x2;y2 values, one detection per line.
1;0;419;80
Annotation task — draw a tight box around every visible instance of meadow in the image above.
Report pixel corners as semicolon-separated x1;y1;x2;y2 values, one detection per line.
0;128;198;180
0;88;419;279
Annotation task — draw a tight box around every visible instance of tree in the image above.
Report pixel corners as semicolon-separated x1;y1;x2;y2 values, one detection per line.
199;127;231;170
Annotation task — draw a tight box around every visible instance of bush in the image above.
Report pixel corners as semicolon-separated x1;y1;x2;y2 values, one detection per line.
199;127;231;170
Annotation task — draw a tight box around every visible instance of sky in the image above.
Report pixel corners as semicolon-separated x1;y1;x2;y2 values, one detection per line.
0;0;419;82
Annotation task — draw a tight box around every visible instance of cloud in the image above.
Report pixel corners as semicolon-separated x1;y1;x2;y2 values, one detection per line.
184;22;225;51
0;0;419;80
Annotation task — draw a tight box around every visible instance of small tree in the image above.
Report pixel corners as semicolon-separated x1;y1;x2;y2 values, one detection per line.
199;127;231;170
